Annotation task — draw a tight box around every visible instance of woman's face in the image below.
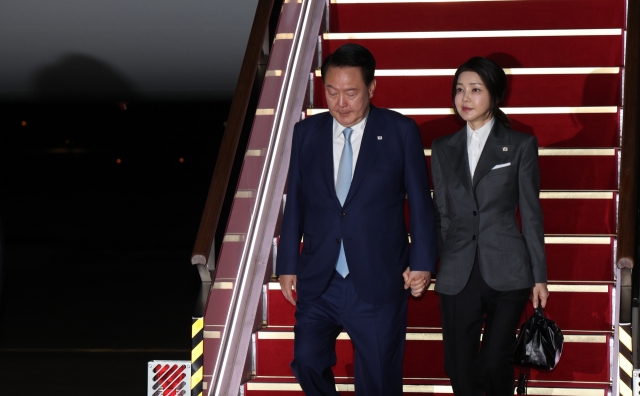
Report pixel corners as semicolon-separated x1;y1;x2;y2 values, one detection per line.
454;71;493;130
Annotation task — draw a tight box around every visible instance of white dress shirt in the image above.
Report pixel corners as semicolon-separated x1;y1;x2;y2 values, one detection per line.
467;118;494;178
333;114;367;183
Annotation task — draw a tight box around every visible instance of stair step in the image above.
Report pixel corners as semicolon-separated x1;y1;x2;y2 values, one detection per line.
545;237;614;281
323;36;623;69
329;0;624;33
402;192;616;235
303;108;620;149
305;105;620;149
537;153;617;190
246;378;608;396
266;283;612;331
313;73;621;109
539;193;616;235
254;329;610;383
409;113;619;148
421;153;618;190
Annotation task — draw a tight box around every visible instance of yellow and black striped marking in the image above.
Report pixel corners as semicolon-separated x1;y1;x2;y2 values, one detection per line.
191;317;204;396
618;324;633;396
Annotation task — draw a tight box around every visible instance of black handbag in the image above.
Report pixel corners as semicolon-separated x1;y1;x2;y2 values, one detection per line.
511;305;564;370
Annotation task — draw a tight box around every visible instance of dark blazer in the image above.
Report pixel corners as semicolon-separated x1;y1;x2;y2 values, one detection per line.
276;105;438;305
431;121;547;295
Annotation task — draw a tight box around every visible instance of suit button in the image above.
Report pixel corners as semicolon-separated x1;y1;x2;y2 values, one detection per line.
336;238;341;244
473;211;477;216
472;235;477;240
341;212;346;217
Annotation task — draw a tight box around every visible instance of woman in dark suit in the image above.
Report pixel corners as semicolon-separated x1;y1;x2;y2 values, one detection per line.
431;57;549;395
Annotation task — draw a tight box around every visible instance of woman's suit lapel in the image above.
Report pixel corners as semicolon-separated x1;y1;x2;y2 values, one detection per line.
472;122;514;189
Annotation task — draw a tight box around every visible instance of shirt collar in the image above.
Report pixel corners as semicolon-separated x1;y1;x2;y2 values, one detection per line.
466;117;494;144
333;110;369;140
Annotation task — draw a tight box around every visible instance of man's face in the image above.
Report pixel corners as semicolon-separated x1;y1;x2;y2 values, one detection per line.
324;66;376;127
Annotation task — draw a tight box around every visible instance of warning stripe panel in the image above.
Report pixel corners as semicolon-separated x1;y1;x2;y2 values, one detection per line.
191;318;204;396
618;324;633;395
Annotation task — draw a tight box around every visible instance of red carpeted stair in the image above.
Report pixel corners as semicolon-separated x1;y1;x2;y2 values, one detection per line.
245;0;624;394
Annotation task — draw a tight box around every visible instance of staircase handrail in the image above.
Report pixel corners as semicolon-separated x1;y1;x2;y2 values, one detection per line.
206;1;326;394
618;0;639;377
190;0;277;281
617;0;639;321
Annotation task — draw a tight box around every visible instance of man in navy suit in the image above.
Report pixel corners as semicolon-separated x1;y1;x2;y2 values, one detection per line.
276;44;438;396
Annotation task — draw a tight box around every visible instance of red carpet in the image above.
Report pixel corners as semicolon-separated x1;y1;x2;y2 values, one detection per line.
314;74;621;108
325;37;623;69
329;0;624;33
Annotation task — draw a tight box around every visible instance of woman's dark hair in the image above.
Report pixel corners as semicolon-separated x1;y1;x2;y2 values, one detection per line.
321;43;376;87
452;57;510;128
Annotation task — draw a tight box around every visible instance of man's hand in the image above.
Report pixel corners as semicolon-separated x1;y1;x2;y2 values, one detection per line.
403;268;432;298
279;275;297;306
531;283;549;309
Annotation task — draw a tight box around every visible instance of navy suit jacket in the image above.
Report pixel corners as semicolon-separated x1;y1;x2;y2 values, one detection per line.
276;105;438;305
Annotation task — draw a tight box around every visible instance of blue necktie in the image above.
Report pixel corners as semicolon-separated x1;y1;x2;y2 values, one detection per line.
335;127;353;277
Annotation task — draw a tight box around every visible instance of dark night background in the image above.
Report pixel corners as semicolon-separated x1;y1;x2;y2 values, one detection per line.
0;0;261;393
0;99;230;394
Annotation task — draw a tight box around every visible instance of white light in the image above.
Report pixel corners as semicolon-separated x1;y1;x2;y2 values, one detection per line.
324;29;621;40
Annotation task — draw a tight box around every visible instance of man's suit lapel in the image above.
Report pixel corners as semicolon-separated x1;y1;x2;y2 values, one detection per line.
472;122;514;188
318;113;342;208
343;106;386;207
443;127;473;196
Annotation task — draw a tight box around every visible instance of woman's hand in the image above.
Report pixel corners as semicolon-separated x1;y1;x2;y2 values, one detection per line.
531;283;549;308
403;268;432;297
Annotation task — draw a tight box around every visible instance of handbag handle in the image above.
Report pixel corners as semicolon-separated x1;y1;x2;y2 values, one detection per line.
534;305;544;317
522;303;545;321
